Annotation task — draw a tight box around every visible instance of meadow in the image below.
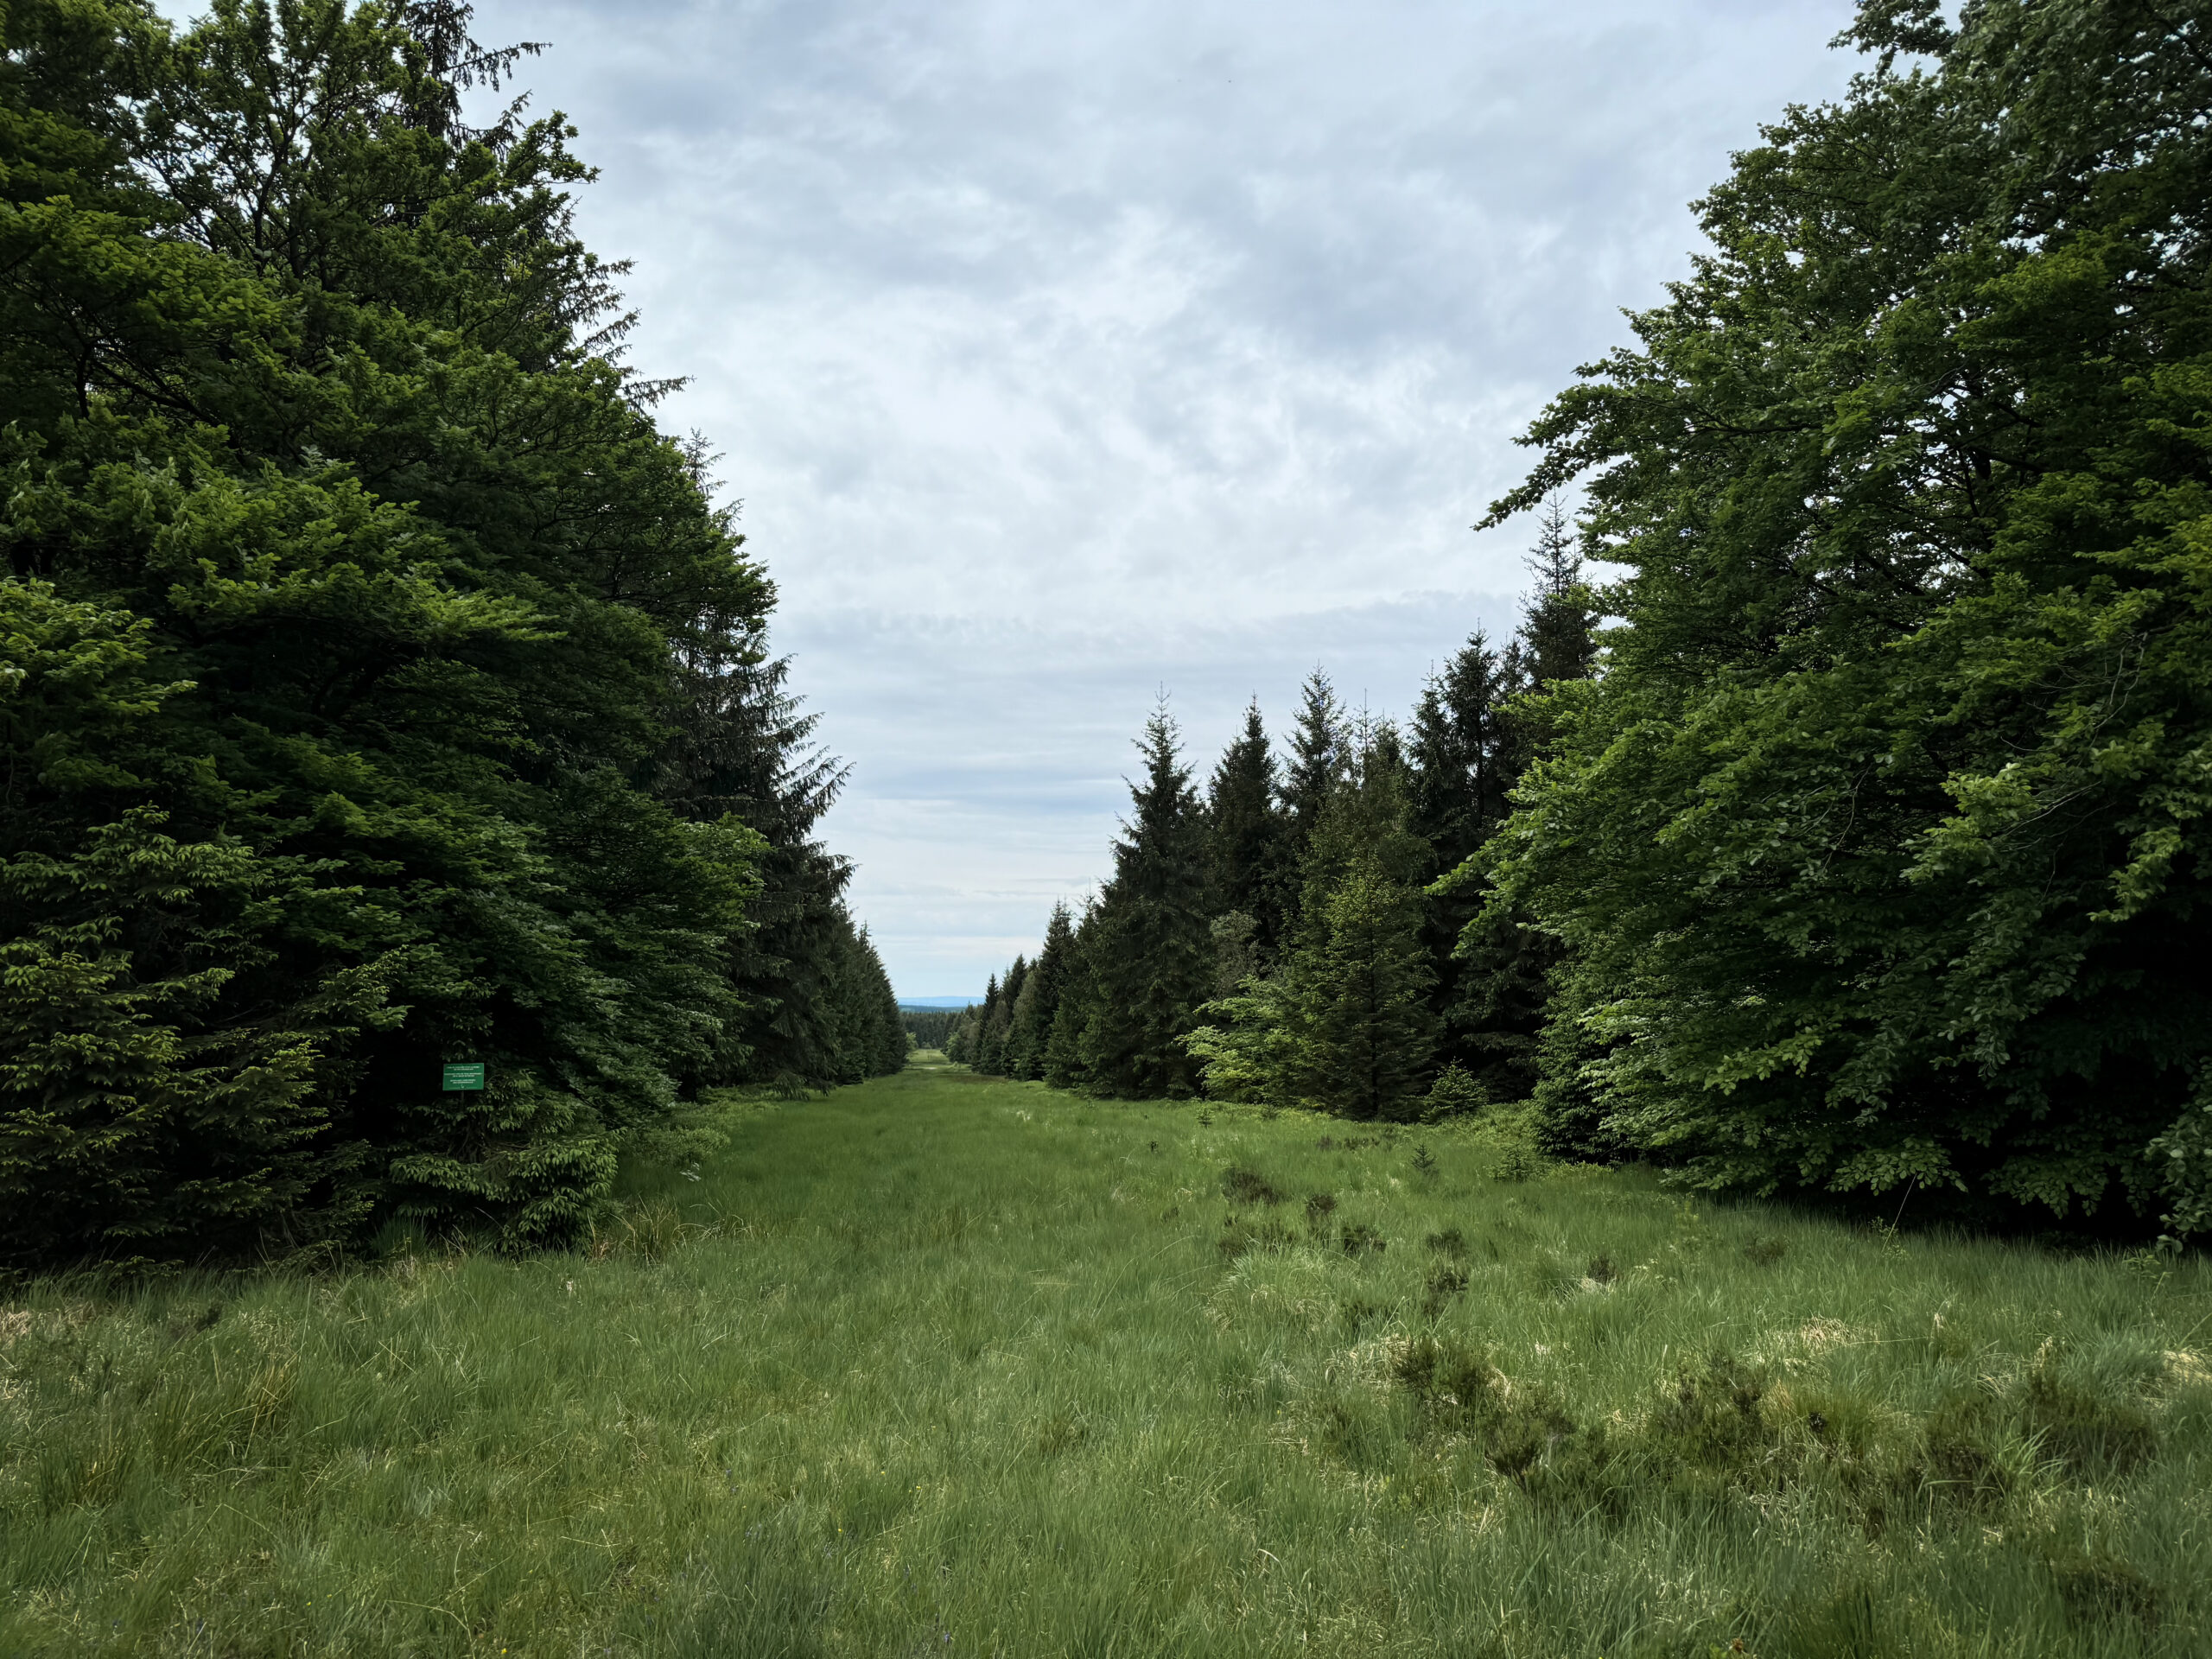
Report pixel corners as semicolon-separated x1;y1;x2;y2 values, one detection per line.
3;1055;2208;1657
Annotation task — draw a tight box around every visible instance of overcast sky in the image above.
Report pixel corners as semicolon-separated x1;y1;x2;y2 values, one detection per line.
456;0;1862;996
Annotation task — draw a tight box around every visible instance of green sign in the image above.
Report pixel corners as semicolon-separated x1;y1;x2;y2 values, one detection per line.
442;1062;486;1092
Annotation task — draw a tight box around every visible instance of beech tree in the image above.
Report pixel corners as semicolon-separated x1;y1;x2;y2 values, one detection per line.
1470;0;2212;1229
0;0;899;1267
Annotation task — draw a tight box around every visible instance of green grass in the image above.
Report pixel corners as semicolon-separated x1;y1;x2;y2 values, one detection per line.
5;1055;2210;1656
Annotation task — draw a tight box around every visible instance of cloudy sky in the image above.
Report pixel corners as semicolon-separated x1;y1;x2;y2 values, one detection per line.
461;0;1864;996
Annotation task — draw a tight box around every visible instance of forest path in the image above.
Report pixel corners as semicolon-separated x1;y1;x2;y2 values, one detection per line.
5;1065;2208;1655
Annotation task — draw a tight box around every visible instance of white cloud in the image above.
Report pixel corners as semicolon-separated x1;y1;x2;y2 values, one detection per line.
453;0;1863;993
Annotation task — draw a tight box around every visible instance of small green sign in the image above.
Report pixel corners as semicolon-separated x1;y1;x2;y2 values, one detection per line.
442;1062;486;1092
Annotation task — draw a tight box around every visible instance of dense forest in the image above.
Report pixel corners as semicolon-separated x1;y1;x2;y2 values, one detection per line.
898;1007;964;1051
958;0;2212;1241
0;0;904;1270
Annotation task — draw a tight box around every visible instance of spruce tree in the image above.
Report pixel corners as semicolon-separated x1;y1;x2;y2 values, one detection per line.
1520;495;1600;692
1205;701;1287;958
1307;851;1438;1121
1081;709;1212;1096
1293;725;1436;1116
660;632;859;1094
1281;671;1347;879
1426;505;1605;1112
977;958;1025;1076
960;976;998;1071
1193;723;1436;1115
1041;901;1098;1089
1007;902;1074;1079
1408;631;1521;874
1408;630;1531;1091
1266;669;1348;959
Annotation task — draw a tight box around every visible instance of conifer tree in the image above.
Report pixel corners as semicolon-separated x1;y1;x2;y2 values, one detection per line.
660;632;860;1093
1307;851;1438;1121
1081;709;1212;1096
1294;725;1436;1116
1205;701;1287;959
1042;903;1098;1090
977;958;1025;1076
1408;630;1532;1090
1281;671;1347;887
1003;971;1041;1080
1426;505;1605;1111
1007;902;1074;1079
1408;632;1521;874
957;976;998;1070
1520;496;1601;692
1192;721;1435;1116
1498;494;1602;790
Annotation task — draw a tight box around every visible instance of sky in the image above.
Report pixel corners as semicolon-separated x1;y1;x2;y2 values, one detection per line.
435;0;1868;996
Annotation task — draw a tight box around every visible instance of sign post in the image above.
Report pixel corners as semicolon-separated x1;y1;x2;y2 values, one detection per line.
442;1062;487;1092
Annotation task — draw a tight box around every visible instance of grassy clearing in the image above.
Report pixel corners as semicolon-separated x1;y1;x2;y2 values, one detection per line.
4;1055;2209;1656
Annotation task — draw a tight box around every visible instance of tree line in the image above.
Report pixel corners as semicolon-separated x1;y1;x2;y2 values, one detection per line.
963;0;2212;1240
0;0;904;1271
899;1008;963;1051
948;500;1592;1120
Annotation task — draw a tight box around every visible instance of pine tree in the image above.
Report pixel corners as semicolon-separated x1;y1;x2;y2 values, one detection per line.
1520;495;1600;692
1192;722;1435;1116
1408;630;1530;1090
977;957;1025;1076
1307;851;1438;1121
1042;903;1098;1090
1281;671;1347;888
1205;701;1287;959
1081;708;1212;1097
1408;631;1521;874
1006;902;1074;1079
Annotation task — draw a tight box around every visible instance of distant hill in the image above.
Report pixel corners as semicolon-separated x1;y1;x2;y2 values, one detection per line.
899;997;980;1011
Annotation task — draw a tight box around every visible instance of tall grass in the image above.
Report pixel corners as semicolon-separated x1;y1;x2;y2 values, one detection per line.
3;1054;2207;1656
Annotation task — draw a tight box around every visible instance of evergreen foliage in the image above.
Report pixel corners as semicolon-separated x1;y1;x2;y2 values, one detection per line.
1517;497;1601;694
896;1007;965;1052
1408;629;1534;1095
1078;708;1212;1096
1041;903;1098;1090
1300;730;1437;1120
1190;721;1437;1116
1279;671;1347;924
1205;701;1287;959
1005;902;1074;1079
0;0;899;1267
